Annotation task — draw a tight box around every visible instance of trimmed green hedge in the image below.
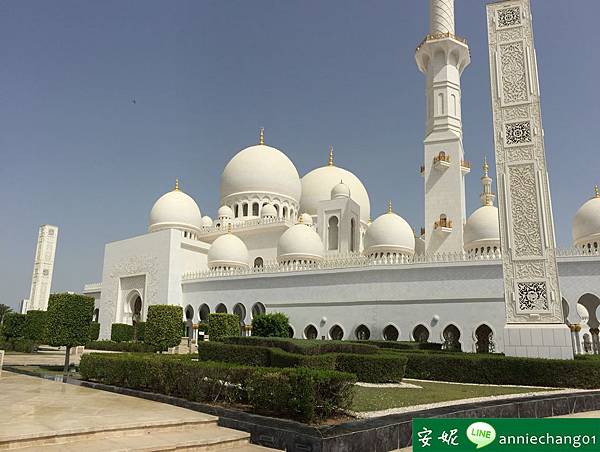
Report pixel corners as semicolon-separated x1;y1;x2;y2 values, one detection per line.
145;305;183;351
352;340;443;351
335;353;407;383
23;310;48;343
208;313;239;341
134;322;146;342
401;353;600;389
111;323;134;342
223;336;378;355
198;341;272;366
89;322;100;341
79;353;355;422
0;338;39;353
86;340;157;353
251;312;289;338
2;313;27;339
47;293;94;348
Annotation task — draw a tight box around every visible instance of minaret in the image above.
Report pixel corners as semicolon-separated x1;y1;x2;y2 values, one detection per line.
416;0;471;254
27;225;59;311
480;157;496;207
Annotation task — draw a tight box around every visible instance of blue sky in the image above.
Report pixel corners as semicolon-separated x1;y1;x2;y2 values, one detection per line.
1;1;598;310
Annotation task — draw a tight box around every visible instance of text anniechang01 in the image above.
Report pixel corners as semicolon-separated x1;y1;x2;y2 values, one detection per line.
499;433;596;448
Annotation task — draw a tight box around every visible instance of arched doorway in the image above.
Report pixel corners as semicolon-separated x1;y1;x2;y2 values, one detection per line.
304;324;318;340
442;325;461;351
412;324;429;343
287;325;295;338
475;324;494;353
253;257;264;268
329;325;344;340
185;305;194;338
92;308;99;322
251;302;266;318
383;324;399;341
199;303;210;322
215;303;227;314
233;303;246;326
355;324;370;340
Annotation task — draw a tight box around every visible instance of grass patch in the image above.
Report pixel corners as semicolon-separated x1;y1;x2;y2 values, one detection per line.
351;379;552;412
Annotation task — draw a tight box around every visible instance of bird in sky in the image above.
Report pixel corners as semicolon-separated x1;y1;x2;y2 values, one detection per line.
131;98;136;104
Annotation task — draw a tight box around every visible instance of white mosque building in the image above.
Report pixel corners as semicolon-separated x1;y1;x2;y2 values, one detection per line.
84;0;600;356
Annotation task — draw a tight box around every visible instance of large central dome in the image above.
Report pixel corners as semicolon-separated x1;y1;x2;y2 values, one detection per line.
220;140;301;205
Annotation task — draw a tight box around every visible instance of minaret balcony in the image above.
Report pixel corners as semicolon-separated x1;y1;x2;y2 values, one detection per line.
460;160;471;175
434;217;453;234
433;152;451;171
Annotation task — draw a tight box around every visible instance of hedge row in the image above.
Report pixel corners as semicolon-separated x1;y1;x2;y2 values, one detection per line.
146;305;183;351
352;340;443;351
85;340;157;353
401;353;600;389
111;323;134;342
198;341;406;383
223;336;378;355
79;353;355;422
89;322;100;341
208;313;239;341
0;338;39;353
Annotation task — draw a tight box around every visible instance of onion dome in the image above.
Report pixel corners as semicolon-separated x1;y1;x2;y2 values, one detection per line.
299;212;314;226
149;179;202;233
261;203;277;219
572;185;600;250
363;202;415;258
217;205;233;220
301;146;370;223
208;228;249;269
277;217;324;264
200;216;213;228
464;159;500;254
331;180;350;199
220;129;301;205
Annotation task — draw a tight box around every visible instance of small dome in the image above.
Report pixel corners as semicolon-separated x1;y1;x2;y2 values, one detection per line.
261;203;277;218
217;205;233;219
149;184;202;233
208;233;249;269
577;304;590;324
464;205;500;252
573;189;600;247
277;223;324;264
364;211;415;257
299;213;314;226
331;181;350;199
201;216;213;227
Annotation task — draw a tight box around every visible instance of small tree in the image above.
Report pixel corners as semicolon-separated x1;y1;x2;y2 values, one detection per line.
111;323;134;342
46;293;94;382
2;313;27;339
24;310;48;343
251;312;289;338
0;304;13;325
208;313;240;341
89;321;100;341
145;305;182;351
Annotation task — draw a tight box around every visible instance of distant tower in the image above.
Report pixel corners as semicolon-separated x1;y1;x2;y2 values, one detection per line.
416;0;471;254
26;225;59;311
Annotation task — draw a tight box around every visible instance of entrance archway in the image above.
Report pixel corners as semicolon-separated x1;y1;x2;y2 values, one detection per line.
412;324;429;343
215;303;227;313
442;324;461;351
355;324;370;340
383;324;399;341
304;324;318;340
329;325;344;340
199;303;210;322
233;303;246;326
475;324;494;353
251;302;266;318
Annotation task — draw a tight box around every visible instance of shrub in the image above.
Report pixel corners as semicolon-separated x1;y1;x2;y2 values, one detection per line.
402;353;600;389
197;322;208;332
85;340;157;353
352;340;443;351
2;313;27;339
198;341;272;367
269;348;338;370
0;338;39;353
208;313;239;341
79;353;355;422
89;322;100;341
145;305;183;351
223;336;377;355
23;310;48;343
335;353;407;383
134;322;146;342
46;293;95;381
251;312;289;338
111;323;134;342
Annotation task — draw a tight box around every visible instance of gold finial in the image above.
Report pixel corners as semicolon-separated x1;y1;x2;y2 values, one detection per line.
174;178;180;191
368;217;373;224
595;185;599;198
298;214;304;224
328;145;334;166
259;127;265;145
387;200;393;214
483;156;489;177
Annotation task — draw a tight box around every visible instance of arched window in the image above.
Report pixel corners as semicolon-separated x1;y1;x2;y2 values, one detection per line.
130;295;142;324
304;325;318;340
329;325;344;340
437;92;444;115
328;216;339;251
355;324;370;340
215;303;227;313
475;324;494;353
287;326;295;338
93;308;99;322
274;205;279;217
252;202;259;216
412;324;429;343
350;218;356;252
242;203;249;217
233;303;246;326
184;305;194;338
199;303;210;322
283;206;288;218
442;325;461;351
234;205;239;218
253;257;264;268
251;302;266;318
383;325;399;341
185;305;194;320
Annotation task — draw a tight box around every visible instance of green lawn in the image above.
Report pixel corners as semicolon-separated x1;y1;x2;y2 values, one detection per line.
351;379;553;412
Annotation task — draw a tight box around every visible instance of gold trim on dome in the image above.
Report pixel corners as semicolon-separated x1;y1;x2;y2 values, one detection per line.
174;178;180;191
387;200;393;214
328;145;334;166
594;185;599;198
259;127;265;145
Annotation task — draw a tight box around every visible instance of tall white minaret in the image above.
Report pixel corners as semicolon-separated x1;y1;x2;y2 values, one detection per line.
416;0;471;254
26;225;59;311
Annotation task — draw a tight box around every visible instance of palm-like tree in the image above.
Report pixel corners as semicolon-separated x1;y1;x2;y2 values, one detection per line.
0;304;13;325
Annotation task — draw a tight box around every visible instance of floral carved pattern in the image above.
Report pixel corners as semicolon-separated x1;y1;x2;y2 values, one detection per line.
498;7;521;28
506;121;532;145
507;146;533;162
500;41;528;104
508;164;543;257
503;106;529;121
499;28;523;43
515;261;545;279
518;281;548;311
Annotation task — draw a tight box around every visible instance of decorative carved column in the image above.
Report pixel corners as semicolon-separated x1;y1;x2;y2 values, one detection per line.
486;0;572;359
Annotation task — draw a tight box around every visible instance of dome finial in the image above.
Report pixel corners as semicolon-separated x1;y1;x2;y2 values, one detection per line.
483;156;489;177
298;214;304;224
227;222;232;233
259;127;265;145
387;200;393;214
328;145;334;166
595;185;600;198
175;178;180;191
